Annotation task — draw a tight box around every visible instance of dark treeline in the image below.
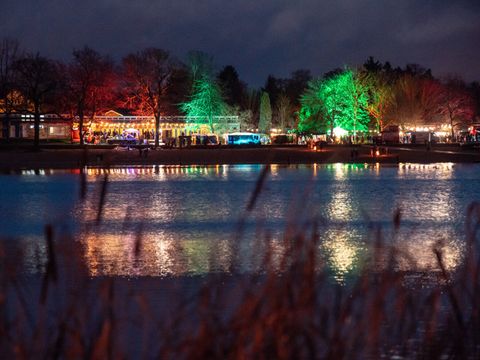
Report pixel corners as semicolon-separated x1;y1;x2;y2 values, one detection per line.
1;38;480;147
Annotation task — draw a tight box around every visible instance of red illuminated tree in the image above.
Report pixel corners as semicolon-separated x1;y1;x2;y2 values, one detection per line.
122;48;178;147
68;47;115;145
438;79;475;139
387;74;443;128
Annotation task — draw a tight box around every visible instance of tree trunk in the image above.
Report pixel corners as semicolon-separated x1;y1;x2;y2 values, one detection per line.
34;106;40;150
209;115;215;134
450;116;455;141
3;112;10;140
154;114;160;148
330;120;334;143
79;111;84;146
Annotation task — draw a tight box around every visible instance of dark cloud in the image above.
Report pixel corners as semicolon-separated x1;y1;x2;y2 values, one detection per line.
1;0;479;87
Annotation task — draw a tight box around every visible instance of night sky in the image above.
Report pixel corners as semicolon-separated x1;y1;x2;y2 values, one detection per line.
2;0;479;87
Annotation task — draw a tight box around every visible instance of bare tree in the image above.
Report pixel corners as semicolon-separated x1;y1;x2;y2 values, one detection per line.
0;38;20;139
438;78;475;139
186;50;214;83
68;47;115;145
242;89;260;130
122;48;176;147
14;53;61;149
276;94;292;132
362;71;394;131
387;74;443;128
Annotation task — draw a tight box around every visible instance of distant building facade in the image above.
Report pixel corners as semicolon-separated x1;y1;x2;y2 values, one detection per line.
0;111;240;143
0;114;71;140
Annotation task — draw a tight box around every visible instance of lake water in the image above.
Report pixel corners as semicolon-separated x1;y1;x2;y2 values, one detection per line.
1;163;479;283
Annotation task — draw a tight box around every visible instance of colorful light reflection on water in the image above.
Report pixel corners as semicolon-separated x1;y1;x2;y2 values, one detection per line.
0;163;478;282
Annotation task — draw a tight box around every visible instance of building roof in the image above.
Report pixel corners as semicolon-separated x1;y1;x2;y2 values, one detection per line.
104;110;124;117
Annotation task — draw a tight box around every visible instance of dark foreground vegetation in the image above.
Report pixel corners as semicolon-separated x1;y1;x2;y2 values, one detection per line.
1;171;480;359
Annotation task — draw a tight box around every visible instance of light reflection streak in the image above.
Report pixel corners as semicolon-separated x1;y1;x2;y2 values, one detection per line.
84;165;231;178
82;232;234;277
394;163;457;222
319;228;463;283
320;229;364;283
9;163;471;283
333;163;347;180
391;231;463;273
270;164;279;177
326;191;355;222
16;226;464;281
19;169;81;176
398;163;455;179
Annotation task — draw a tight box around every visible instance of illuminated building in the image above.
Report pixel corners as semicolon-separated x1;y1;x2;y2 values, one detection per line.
0;113;71;140
0;110;240;142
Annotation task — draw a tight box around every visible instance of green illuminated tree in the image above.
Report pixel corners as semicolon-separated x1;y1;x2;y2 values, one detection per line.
181;53;230;134
181;77;228;133
341;70;371;141
298;78;328;134
298;69;371;141
298;73;348;136
318;75;347;136
258;91;272;133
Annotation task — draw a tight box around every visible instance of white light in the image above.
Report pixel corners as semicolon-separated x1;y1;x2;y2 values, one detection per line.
333;127;348;137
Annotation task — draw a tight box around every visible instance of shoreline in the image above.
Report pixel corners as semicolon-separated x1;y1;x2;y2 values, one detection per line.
0;145;478;170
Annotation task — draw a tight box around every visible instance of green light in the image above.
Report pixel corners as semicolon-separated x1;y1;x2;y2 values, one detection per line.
298;69;371;140
180;76;228;133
